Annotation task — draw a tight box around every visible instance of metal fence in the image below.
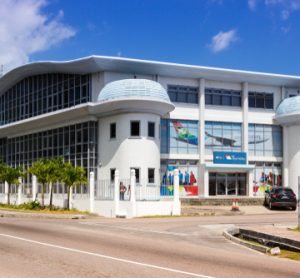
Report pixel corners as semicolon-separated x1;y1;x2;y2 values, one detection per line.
95;180;114;200
135;184;160;201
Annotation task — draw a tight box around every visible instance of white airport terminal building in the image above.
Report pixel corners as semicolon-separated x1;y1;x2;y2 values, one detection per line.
0;55;300;208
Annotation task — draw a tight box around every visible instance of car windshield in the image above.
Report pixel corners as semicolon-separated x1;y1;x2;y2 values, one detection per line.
274;188;294;195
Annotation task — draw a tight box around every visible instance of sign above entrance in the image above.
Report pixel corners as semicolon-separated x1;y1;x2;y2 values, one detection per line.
213;151;247;165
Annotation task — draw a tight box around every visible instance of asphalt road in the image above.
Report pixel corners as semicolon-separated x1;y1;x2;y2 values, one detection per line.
0;212;299;278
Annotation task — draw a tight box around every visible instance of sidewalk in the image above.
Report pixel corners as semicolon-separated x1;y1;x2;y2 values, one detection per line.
182;204;298;216
0;208;98;219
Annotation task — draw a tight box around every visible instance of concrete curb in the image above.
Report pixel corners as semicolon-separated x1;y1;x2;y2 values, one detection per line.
0;209;98;220
223;227;269;253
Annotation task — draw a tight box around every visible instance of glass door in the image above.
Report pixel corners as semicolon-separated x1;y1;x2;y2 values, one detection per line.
216;173;226;195
227;173;236;195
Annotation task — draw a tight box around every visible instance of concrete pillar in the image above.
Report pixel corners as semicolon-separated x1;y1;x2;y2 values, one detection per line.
89;171;95;213
283;126;289;188
32;175;37;201
203;169;209;198
199;78;205;164
248;170;254;197
69;186;73;210
17;177;22;205
172;169;181;215
242;82;249;155
130;169;136;217
4;181;8;204
114;169;120;217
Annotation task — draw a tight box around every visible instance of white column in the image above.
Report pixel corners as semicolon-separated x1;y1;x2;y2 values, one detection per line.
69;187;73;210
130;169;136;217
172;169;181;216
4;181;8;204
242;82;249;155
114;169;120;217
248;170;254;197
283;126;289;187
203;169;209;197
32;175;37;201
89;171;95;213
199;78;205;164
48;182;52;205
17;177;22;205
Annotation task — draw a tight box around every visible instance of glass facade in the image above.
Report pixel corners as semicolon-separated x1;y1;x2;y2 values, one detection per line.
205;121;242;154
0;121;97;177
251;161;282;196
248;124;282;157
160;119;198;154
167;85;198;104
205;88;241;107
0;73;90;125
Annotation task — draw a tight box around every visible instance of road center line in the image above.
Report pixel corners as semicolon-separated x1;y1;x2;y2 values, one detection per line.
79;222;188;236
0;233;213;278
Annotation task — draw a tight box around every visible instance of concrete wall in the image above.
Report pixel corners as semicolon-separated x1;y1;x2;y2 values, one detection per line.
98;113;161;186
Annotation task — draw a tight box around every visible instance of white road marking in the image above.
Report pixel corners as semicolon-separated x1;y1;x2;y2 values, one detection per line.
0;233;213;278
79;222;188;236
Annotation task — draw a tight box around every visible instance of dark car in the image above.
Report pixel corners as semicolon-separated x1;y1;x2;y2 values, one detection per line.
264;187;297;210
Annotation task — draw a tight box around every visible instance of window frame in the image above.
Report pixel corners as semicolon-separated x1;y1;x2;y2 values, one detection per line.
110;122;116;139
130;121;140;137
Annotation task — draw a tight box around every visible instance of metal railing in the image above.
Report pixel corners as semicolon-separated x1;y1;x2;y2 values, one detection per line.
136;184;160;201
95;180;114;200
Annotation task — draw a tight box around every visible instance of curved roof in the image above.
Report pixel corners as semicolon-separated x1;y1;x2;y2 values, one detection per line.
276;96;300;117
98;79;170;102
1;55;300;94
275;96;300;125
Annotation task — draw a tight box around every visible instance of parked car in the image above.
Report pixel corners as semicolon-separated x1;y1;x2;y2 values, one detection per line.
264;187;297;210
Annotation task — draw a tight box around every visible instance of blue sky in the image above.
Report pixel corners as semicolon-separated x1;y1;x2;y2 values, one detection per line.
1;0;300;75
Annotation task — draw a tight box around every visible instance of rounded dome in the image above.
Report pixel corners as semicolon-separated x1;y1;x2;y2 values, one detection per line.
98;79;170;102
276;96;300;117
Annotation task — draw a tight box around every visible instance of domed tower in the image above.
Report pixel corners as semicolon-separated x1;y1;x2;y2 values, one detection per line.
97;79;174;187
275;96;300;195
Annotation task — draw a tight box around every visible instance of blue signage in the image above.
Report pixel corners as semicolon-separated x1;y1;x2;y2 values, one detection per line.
213;151;247;165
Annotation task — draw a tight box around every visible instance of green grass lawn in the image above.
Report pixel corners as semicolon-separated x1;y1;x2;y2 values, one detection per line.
288;227;300;232
0;202;90;214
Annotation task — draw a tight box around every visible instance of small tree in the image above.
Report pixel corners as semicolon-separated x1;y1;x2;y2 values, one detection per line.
28;160;48;207
0;164;22;205
46;158;63;210
60;162;87;210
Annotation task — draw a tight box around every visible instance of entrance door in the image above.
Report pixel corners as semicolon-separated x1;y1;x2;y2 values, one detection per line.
216;173;226;195
227;173;236;195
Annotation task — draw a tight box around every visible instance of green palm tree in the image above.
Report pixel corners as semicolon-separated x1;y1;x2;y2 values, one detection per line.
0;164;23;205
28;160;48;207
60;162;87;210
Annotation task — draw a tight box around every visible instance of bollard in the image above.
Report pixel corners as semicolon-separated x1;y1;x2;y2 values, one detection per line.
231;199;240;211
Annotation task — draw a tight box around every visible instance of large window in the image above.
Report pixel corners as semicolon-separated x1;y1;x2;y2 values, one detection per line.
250;161;282;196
148;168;155;184
160;160;198;197
167;85;198;104
205;121;242;154
160;119;198;154
248;92;273;109
0;121;97;177
205;88;241;107
248;124;282;157
0;73;91;126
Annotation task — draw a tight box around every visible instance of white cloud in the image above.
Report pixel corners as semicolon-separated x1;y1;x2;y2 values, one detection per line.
210;29;237;53
265;0;300;20
0;0;75;73
248;0;257;10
